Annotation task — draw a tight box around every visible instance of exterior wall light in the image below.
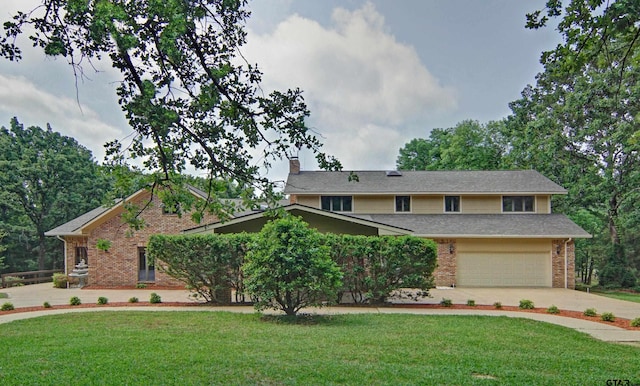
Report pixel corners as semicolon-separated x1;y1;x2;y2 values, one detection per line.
449;243;455;254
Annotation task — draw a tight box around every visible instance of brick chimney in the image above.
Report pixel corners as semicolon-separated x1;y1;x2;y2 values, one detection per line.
289;156;300;174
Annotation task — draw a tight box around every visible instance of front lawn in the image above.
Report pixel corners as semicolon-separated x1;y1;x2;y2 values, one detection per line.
1;312;639;384
593;290;640;304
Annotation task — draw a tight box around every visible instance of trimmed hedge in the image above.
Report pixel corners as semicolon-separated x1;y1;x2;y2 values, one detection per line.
148;222;438;306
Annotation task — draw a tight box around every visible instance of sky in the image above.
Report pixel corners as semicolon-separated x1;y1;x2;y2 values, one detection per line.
0;1;561;188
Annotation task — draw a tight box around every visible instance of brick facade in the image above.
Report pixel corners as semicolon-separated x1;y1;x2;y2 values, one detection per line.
64;191;217;287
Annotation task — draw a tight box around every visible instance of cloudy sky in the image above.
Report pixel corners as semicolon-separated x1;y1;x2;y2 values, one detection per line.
0;0;560;186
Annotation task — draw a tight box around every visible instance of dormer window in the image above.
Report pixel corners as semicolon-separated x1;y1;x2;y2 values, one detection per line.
321;196;352;212
503;196;534;212
444;196;460;212
395;196;411;212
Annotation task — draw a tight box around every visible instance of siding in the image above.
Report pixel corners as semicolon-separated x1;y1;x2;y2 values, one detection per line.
354;195;393;213
462;196;501;214
412;196;442;214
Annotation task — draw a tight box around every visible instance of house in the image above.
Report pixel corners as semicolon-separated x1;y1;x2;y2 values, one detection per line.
187;158;591;289
45;186;219;287
47;158;590;289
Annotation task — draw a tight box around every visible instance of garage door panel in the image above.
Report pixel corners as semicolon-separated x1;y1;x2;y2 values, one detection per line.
457;252;551;287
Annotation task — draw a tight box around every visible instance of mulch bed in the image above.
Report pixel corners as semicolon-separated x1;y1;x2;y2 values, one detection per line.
1;300;639;330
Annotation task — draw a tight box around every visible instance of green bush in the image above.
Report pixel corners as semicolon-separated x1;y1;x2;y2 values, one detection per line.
52;273;68;288
129;297;139;303
584;308;597;317
631;317;640;327
148;233;252;304
493;302;502;309
440;298;453;307
136;283;147;289
69;296;81;306
97;297;108;305
1;302;15;311
326;234;437;304
466;299;476;307
3;276;24;287
150;293;162;304
519;299;535;309
244;216;343;316
546;305;560;314
43;301;51;308
601;312;616;322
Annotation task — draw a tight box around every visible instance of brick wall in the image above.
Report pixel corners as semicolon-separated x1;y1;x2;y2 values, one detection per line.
433;239;456;287
83;192;217;287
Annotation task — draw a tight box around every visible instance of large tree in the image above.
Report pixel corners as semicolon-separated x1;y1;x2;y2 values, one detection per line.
396;120;507;171
1;0;340;221
513;0;640;286
0;118;109;271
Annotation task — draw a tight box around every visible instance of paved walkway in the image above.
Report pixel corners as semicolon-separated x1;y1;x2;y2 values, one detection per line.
2;284;640;344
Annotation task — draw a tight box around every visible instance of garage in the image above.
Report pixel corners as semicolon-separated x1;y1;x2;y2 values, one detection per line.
456;239;552;287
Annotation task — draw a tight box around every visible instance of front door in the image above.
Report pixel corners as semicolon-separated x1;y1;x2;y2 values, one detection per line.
138;247;155;282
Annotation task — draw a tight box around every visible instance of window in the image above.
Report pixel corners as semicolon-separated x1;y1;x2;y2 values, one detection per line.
75;246;88;265
162;203;181;215
444;196;460;212
503;196;534;212
321;196;352;212
138;247;155;282
395;196;411;212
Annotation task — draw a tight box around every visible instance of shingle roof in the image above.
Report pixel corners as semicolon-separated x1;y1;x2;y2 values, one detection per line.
351;213;591;238
285;170;567;195
44;205;114;236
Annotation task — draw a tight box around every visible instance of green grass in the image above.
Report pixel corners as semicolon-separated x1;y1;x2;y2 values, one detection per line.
1;312;639;385
593;290;640;303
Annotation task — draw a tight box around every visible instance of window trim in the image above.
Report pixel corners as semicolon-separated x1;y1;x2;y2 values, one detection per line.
502;195;535;213
320;195;353;212
444;195;461;213
395;195;411;213
138;247;155;283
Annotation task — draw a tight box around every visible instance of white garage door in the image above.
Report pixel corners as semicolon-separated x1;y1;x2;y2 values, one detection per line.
457;252;551;287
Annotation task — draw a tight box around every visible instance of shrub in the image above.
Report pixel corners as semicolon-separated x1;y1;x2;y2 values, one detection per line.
1;302;15;311
493;302;502;309
97;297;108;305
466;299;476;307
136;283;147;289
43;301;51;308
519;299;535;309
150;293;162;304
440;298;453;307
601;312;616;322
52;273;68;288
631;318;640;327
546;305;560;314
148;233;252;303
69;296;81;306
584;308;597;317
96;238;112;252
244;216;343;316
3;276;24;287
326;234;437;304
129;297;139;303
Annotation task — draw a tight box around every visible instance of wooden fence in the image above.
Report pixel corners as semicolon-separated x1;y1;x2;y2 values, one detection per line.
1;269;63;288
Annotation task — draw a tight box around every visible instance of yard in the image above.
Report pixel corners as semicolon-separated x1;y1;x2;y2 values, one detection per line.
1;312;639;385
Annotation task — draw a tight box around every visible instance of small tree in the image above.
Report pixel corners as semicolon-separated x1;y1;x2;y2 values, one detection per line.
243;216;343;316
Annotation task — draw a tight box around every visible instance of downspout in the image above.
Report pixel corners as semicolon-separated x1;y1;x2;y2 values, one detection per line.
564;238;572;289
56;236;68;288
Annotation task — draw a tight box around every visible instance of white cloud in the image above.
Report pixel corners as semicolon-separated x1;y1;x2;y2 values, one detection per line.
0;74;126;162
243;2;457;173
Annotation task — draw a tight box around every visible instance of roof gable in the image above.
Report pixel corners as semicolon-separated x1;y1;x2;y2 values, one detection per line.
285;170;567;195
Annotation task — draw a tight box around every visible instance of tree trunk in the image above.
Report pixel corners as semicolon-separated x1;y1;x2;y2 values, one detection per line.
38;232;46;271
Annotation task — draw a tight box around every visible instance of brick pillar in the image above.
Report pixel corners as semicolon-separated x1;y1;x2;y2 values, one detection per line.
434;239;457;287
552;239;575;289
